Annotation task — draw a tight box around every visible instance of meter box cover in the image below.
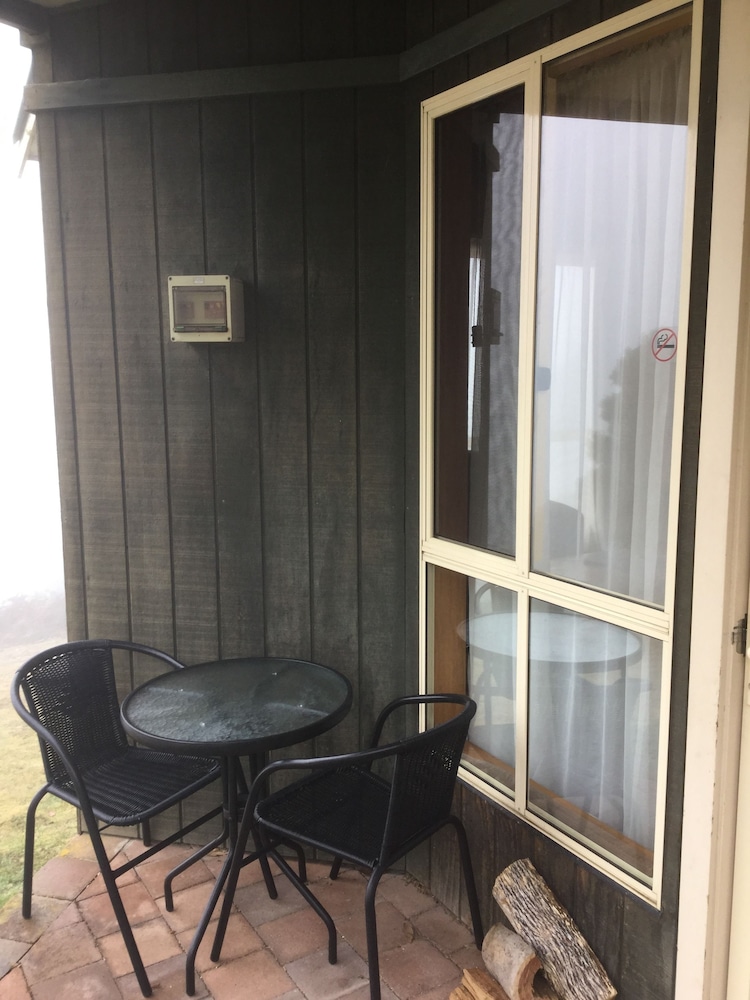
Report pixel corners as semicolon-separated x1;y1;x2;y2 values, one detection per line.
168;275;244;342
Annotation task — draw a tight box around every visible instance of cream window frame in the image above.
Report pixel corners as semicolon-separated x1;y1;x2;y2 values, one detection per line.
419;0;702;906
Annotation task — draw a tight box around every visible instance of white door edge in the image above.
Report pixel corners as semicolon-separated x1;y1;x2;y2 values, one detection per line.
677;0;750;995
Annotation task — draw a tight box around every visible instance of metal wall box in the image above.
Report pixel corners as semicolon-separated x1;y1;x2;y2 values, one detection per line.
168;275;244;343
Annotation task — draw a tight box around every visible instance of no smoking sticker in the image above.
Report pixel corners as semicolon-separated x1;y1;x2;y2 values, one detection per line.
652;327;677;362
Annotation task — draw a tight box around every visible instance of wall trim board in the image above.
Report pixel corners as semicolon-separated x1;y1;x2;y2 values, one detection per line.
22;0;571;112
24;55;401;111
399;0;568;78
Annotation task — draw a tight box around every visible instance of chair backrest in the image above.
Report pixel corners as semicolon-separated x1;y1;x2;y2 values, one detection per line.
378;694;475;864
12;639;182;792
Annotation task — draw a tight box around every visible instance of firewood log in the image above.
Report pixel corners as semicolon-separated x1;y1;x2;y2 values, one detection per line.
463;966;513;1000
493;859;617;1000
482;921;545;999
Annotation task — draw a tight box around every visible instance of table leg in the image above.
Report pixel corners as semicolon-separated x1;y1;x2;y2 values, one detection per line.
164;826;226;912
185;753;282;994
209;780;276;964
185;840;236;994
184;757;237;996
247;752;276;894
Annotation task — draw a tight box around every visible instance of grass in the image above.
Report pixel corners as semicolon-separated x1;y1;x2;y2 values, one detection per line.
0;635;77;911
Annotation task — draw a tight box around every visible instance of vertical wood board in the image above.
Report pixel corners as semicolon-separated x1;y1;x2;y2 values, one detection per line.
195;0;250;70
301;0;354;61
201;96;266;658
303;87;360;752
355;0;406;57
151;101;218;662
356;84;408;733
98;0;150;78
56;109;128;638
252;91;311;659
249;0;302;64
146;0;200;74
49;6;100;81
102;104;174;653
36;112;84;638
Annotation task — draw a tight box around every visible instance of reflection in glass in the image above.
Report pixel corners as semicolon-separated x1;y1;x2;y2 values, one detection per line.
434;86;524;556
527;600;661;877
430;567;517;795
531;19;691;605
463;581;517;792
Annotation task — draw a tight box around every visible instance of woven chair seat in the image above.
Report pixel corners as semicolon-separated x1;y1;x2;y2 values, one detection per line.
256;765;391;868
58;747;221;826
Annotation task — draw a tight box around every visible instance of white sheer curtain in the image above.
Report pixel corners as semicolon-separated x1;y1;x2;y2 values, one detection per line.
526;603;663;854
526;24;690;853
532;25;690;607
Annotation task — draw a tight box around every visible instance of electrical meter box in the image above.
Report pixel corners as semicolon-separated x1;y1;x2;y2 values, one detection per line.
168;275;244;343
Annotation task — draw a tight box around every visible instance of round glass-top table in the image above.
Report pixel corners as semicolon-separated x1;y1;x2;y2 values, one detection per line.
460;610;645;827
121;655;352;995
461;611;642;667
121;655;353;757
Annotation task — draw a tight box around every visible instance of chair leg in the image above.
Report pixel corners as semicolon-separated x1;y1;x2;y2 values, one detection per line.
364;867;386;1000
448;816;484;949
286;839;307;882
271;849;338;964
141;818;151;847
22;786;49;918
86;825;153;997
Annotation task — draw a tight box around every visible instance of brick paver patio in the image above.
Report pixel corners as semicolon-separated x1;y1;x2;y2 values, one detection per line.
0;835;482;1000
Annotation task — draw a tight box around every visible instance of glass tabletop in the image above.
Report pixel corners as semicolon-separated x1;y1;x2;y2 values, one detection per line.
120;656;353;756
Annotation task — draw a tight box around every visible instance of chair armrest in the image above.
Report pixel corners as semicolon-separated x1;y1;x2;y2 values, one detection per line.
108;639;187;672
247;742;398;815
369;693;473;748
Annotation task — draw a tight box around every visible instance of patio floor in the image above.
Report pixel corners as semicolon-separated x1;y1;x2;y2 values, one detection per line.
0;834;483;1000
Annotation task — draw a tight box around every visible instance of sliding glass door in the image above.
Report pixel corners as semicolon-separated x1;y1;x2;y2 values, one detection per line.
422;4;694;900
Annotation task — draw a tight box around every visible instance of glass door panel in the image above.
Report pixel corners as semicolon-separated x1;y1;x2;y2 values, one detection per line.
531;19;691;605
434;85;524;556
527;599;662;879
431;566;518;794
464;580;518;793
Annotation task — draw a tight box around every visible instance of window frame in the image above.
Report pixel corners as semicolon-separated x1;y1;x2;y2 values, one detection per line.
419;0;701;907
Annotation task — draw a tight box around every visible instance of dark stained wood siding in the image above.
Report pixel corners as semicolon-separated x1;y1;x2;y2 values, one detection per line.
103;104;172;657
31;0;717;996
303;86;359;751
202;96;265;660
253;90;310;662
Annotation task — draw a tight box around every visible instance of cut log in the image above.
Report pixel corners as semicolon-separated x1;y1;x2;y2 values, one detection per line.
450;985;475;1000
463;966;513;1000
482;921;542;1000
534;979;563;999
493;859;617;1000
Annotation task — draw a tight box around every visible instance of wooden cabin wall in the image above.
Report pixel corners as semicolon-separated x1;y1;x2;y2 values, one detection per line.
32;1;716;997
35;0;411;763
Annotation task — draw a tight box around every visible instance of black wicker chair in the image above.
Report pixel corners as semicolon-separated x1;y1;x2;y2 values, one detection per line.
213;693;484;1000
11;639;224;998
